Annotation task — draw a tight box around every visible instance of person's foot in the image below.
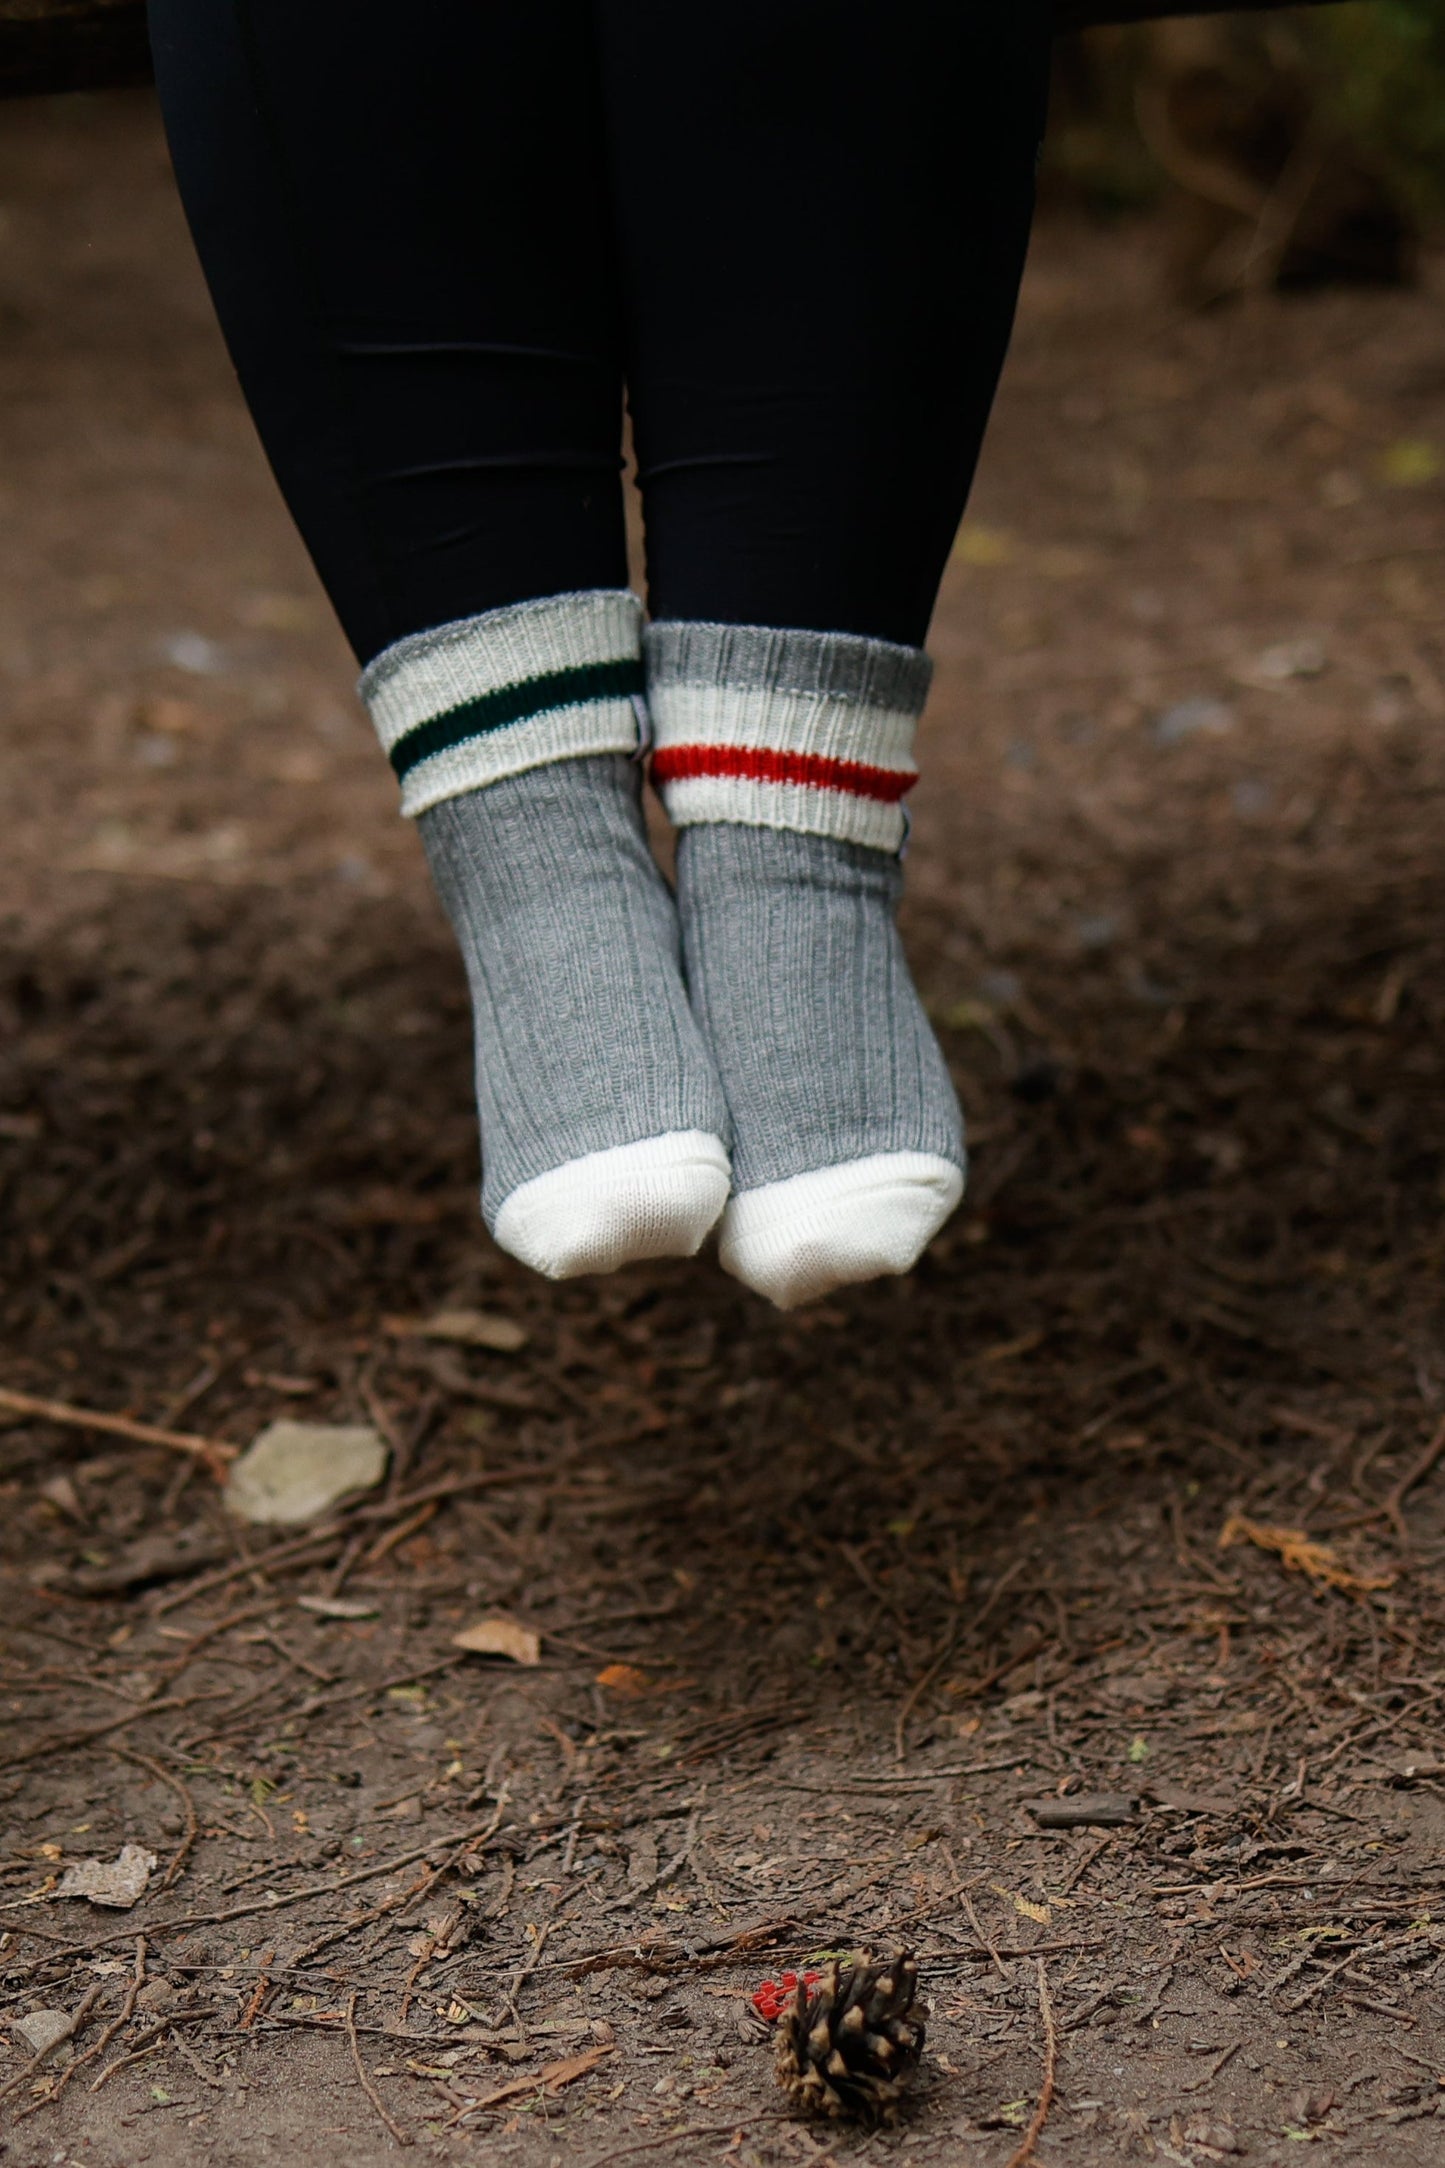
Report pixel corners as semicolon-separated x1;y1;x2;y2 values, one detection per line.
363;592;731;1277
647;620;964;1308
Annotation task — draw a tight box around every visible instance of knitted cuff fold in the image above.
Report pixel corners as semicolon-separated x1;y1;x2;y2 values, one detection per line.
361;590;644;818
644;620;932;854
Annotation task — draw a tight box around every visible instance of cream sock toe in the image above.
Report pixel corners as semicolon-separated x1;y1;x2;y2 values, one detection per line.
717;1151;963;1310
493;1131;731;1280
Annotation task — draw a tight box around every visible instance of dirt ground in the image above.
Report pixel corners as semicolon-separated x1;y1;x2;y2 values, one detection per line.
1;89;1443;2168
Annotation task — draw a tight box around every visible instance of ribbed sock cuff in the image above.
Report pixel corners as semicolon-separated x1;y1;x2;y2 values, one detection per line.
361;590;644;817
644;620;932;853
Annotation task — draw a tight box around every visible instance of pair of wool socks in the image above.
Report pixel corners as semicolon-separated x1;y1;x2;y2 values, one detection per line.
360;590;964;1308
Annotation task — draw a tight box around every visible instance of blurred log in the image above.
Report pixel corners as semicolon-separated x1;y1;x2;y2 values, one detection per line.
0;1;149;100
1136;14;1415;296
0;0;1347;102
1059;0;1341;20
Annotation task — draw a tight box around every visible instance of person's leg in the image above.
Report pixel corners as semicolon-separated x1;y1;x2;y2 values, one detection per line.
148;0;730;1276
600;0;1052;1305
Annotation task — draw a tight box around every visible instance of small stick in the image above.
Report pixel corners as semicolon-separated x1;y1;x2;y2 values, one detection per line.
0;1691;219;1774
88;2006;218;2091
356;1500;438;1572
397;1938;435;2030
580;2123;781;2168
61;1806;514;1952
1181;2039;1241;2093
561;1795;588;1877
112;1747;199;1891
347;1991;412;2147
0;1385;235;1480
152;1527;346;1615
291;1869;434;1973
1385;1417;1445;1542
34;1936;147;2109
0;1979;104;2106
894;1614;960;1764
1001;1958;1057;2168
238;1953;274;2030
962;1891;1006;1981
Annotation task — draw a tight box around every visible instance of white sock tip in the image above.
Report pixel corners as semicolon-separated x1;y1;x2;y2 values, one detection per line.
718;1151;964;1310
493;1131;731;1280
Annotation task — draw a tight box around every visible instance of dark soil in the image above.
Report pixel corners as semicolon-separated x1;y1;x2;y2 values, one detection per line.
1;89;1444;2168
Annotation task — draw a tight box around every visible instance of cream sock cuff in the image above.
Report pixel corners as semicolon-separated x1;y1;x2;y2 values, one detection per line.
361;589;644;817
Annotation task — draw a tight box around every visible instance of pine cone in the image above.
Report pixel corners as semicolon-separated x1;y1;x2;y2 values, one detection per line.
774;1951;925;2123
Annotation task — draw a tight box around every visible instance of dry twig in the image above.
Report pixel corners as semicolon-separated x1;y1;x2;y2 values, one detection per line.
0;1981;104;2107
1001;1959;1057;2168
0;1383;235;1479
19;1937;148;2118
346;1991;412;2147
112;1746;199;1890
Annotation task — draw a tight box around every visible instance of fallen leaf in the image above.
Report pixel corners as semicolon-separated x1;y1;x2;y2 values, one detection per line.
1380;438;1440;488
39;1473;82;1518
56;1844;157;1910
594;1662;652;1697
225;1421;387;1526
953;524;1014;567
296;1595;379;1620
457;2045;612;2114
1218;1513;1394;1595
990;1884;1051;1924
384;1308;528;1354
452;1615;541;1666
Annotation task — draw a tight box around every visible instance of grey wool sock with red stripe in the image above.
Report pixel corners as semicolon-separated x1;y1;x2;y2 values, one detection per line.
360;590;731;1280
646;620;966;1310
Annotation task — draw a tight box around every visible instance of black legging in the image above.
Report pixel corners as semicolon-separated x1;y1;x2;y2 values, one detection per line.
147;2;1052;667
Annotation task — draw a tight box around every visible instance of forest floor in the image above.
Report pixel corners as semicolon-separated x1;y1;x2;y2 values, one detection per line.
1;89;1444;2168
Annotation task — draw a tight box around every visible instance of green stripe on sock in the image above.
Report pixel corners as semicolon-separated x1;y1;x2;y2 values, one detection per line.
388;659;644;781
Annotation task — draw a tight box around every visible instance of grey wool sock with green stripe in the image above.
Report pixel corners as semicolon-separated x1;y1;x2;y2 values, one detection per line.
361;590;731;1279
647;619;966;1310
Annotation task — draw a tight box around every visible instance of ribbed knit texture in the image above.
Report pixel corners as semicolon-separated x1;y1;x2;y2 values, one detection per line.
677;822;963;1185
360;591;731;1278
652;620;966;1306
646;620;930;853
420;756;731;1252
363;590;644;817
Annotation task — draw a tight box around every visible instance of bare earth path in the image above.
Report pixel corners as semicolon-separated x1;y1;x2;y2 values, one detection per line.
1;91;1443;2168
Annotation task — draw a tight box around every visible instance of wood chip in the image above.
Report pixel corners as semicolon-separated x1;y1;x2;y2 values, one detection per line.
384;1309;528;1354
296;1595;380;1620
451;1616;541;1666
1024;1794;1138;1829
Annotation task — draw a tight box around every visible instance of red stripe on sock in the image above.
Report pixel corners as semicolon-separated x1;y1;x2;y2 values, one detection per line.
650;743;916;803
